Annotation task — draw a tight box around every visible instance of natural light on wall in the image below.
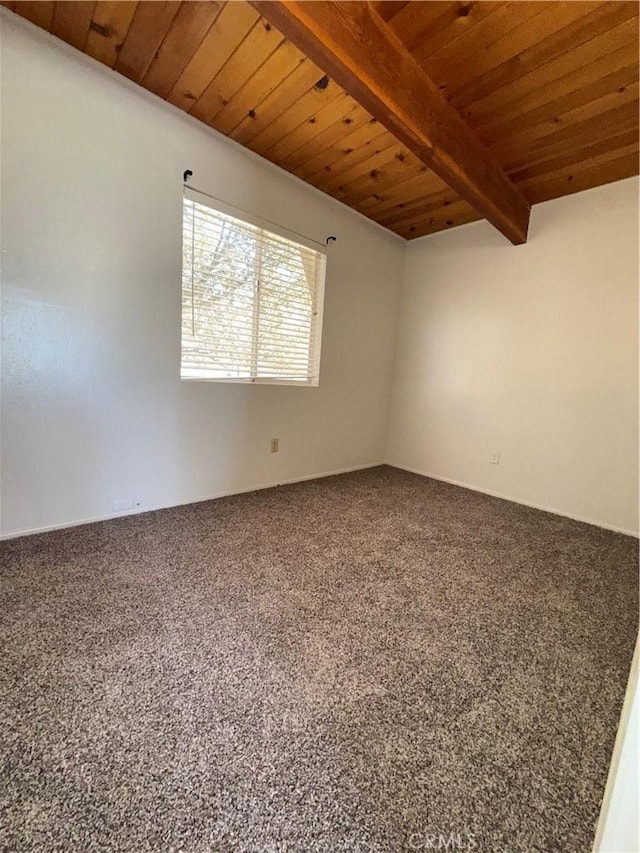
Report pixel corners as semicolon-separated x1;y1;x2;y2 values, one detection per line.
181;188;326;385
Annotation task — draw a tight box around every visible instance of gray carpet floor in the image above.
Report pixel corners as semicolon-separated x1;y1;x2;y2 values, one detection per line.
1;466;637;853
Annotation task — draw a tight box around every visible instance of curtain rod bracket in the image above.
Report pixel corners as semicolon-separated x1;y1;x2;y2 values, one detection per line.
184;181;329;251
183;169;193;184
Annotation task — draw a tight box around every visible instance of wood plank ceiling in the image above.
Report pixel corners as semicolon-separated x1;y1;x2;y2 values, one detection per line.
3;0;639;240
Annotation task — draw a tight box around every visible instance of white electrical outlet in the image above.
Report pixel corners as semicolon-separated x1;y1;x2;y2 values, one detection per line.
270;438;279;453
489;451;501;465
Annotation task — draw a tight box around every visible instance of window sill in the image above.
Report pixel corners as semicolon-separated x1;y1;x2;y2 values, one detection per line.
180;376;319;387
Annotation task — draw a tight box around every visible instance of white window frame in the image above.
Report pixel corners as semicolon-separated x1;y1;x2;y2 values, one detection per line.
181;188;326;387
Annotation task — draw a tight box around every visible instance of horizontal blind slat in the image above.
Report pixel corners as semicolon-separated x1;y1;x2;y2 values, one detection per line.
184;323;316;343
182;196;325;384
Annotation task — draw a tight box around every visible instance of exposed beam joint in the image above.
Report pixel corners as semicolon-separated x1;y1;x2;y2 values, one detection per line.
250;0;531;244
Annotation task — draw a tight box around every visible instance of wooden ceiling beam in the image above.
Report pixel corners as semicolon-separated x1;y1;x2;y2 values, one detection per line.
248;0;531;244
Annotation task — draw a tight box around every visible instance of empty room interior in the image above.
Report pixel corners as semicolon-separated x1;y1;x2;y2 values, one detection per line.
1;1;639;851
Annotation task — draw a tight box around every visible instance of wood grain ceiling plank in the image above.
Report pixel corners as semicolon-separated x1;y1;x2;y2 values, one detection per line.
314;139;407;194
141;1;223;99
6;0;636;240
355;159;448;207
334;150;427;207
372;1;411;25
9;1;55;30
294;120;384;181
211;41;306;136
521;148;639;206
190;17;284;124
502;101;639;174
420;1;553;83
306;142;402;202
374;128;640;233
51;1;96;51
360;172;454;219
386;2;463;52
320;141;458;221
229;56;323;145
243;77;344;154
384;194;471;233
263;91;355;162
410;0;513;67
341;166;433;213
451;1;638;110
509;129;639;185
396;201;481;239
85;1;137;68
372;129;638;231
441;1;606;99
281;103;372;174
166;2;259;112
494;82;639;162
376;191;460;229
114;1;181;83
376;130;639;234
483;63;639;148
375;140;638;230
252;1;531;243
471;34;639;137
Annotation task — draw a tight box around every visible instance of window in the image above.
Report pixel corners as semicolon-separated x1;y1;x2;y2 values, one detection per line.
181;189;326;385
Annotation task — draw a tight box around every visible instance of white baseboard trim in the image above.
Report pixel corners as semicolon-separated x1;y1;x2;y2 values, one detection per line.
386;462;639;538
1;462;383;541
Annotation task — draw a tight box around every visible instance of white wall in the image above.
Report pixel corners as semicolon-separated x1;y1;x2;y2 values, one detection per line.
0;13;404;538
594;640;639;853
386;178;640;535
2;12;639;541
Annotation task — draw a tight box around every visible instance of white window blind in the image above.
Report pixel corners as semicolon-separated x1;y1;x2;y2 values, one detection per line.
181;189;326;385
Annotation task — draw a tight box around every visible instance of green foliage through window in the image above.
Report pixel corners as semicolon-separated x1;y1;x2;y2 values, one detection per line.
181;194;325;385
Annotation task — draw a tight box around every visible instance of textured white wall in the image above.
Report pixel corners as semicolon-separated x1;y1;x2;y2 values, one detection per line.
594;640;639;853
2;12;638;541
386;178;639;535
0;13;404;537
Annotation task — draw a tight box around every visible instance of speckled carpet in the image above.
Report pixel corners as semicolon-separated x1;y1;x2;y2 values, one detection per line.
1;466;637;853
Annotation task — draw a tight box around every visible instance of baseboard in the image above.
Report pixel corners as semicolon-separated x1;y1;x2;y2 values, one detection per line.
6;461;637;541
386;462;639;538
0;462;383;541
